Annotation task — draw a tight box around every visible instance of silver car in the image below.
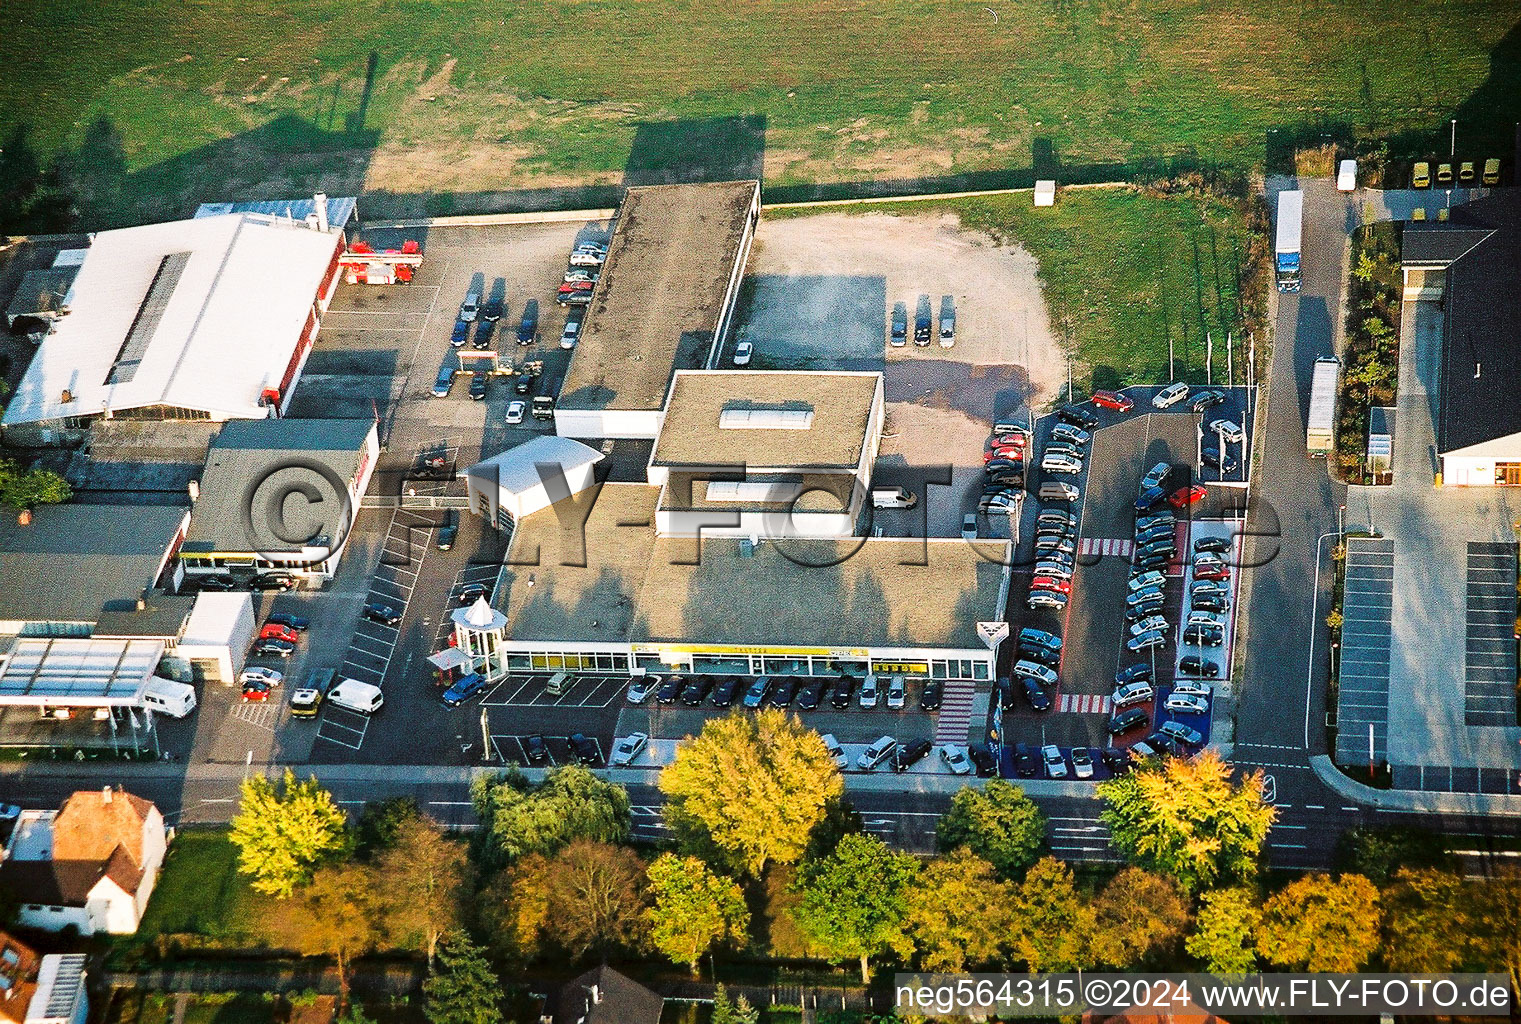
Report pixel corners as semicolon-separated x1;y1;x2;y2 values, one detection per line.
611;732;648;767
1152;382;1189;408
1012;660;1058;687
1041;452;1084;474
1171;679;1215;699
1042;744;1068;779
1164;692;1210;715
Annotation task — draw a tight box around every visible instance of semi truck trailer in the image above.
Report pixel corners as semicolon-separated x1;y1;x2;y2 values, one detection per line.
1306;355;1339;457
1275;190;1303;293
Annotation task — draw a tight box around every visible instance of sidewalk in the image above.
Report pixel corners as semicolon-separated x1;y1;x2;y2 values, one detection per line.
1311;755;1521;816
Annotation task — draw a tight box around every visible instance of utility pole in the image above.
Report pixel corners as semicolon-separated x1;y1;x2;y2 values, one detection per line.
1206;332;1213;386
1227;331;1233;387
1169;337;1175;382
1450;119;1457;158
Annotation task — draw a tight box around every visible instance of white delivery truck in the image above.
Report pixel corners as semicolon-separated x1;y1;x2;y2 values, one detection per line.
1306;356;1340;457
141;677;197;718
328;679;385;715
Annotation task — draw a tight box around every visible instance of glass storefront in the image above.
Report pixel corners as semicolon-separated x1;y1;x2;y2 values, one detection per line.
498;647;990;679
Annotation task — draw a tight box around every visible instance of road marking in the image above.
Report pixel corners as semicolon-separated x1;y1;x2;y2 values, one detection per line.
1272;842;1309;850
1059;692;1113;714
1341;806;1360;812
1306;804;1325;810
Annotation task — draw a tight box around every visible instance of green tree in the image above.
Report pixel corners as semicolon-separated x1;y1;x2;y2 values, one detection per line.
1098;751;1274;892
1336;825;1457;885
660;710;843;875
1186;887;1260;972
230;769;349;897
423;931;501;1024
646;854;749;976
711;986;758;1024
376;814;468;965
0;461;71;511
1257;873;1380;971
935;779;1046;879
905;848;1014;972
1381;868;1474;972
355;796;422;860
471;766;630;868
791;833;916;983
278;863;380;1009
1088;868;1190;968
1007;856;1094;973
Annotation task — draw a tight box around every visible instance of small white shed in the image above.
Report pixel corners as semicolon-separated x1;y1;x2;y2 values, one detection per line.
465;437;605;532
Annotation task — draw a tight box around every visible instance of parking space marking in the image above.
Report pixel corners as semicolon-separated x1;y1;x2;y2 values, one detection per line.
1464;543;1517;726
336;510;433;693
231;703;279;731
1333;538;1394;765
316;707;369;750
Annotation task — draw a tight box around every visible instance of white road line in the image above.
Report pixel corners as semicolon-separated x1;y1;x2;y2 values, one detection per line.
1272;843;1309;850
1274;824;1308;830
1306;804;1325;810
1342;806;1360;812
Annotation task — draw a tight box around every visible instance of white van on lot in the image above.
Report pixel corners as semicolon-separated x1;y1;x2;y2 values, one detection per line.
328;679;384;715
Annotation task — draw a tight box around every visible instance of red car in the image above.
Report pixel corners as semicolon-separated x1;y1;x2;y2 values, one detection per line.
985;447;1024;465
240;681;272;703
1091;390;1134;412
1031;575;1072;594
1168;484;1207;509
1194;563;1231;582
990;434;1028;449
258;623;299;643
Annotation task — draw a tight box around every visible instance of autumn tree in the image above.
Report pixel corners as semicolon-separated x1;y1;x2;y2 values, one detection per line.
423;931;501;1024
540;840;649;959
1382;868;1475;972
479;855;551;963
1469;868;1521;991
791;833;916;983
355;796;424;860
1098;751;1274;892
1257;873;1380;971
1089;868;1190;968
230;769;348;897
646;854;749;976
1007;856;1094;973
935;779;1047;879
1186;887;1260;973
905;848;1014;972
280;862;380;1009
471;766;630;868
377;814;468;965
660;710;843;875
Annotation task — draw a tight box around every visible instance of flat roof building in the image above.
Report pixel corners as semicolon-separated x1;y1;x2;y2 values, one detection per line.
2;211;346;446
464;436;604;534
555;182;760;440
181;418;378;578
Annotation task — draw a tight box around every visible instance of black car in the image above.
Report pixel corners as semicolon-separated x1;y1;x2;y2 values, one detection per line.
436;514;459;551
481;297;504;323
193;573;239;591
457;582;491;605
1125;603;1164;622
1038;511;1077;529
1183;624;1225;646
522;733;549;764
894;738;933;772
266;612;309;632
1022;678;1051;712
1192;594;1228;614
1138;537;1178;559
913;295;933;345
656;676;684;704
680;677;712;706
1057;405;1100;429
1201;446;1240;474
513;371;537;395
830;676;855;709
251;639;295;658
1136;523;1175;544
710;677;739;708
1107;706;1150;735
1193;536;1231;555
569;732;601;766
515;299;540;344
1148;732;1188;758
472;318;496;350
363;603;401;626
968;745;998;777
1022;645;1061;668
997;677;1017;711
988;469;1024;488
251;572;298;591
1178;656;1221;678
919;679;943;711
1190;390;1228;414
795;678;825;711
1013;743;1038;777
1101;746;1132;773
1115;663;1154;686
1134;485;1167;513
767;678;798;708
468;369;489;400
1134;552;1171;571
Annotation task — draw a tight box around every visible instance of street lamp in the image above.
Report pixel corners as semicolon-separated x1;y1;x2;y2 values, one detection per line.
1451;119;1457;158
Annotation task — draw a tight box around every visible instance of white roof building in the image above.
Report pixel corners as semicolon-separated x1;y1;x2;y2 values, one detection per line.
2;211;345;443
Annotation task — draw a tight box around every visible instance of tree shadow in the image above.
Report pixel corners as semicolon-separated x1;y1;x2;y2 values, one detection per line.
623;114;767;186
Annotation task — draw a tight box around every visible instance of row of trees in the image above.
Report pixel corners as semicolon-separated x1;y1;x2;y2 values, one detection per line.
228;714;1517;993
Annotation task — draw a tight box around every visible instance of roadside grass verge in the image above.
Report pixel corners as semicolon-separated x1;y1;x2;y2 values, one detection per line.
772;187;1268;395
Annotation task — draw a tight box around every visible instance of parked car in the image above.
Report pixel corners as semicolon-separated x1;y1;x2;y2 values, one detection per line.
251;639;295;658
938;295;956;346
767;678;798;708
559;311;583;349
1153;382;1189;408
481;296;503;322
1102;747;1132;773
1159;720;1204;747
920;679;943;711
569;733;601;765
894;738;933;772
1127;571;1166;594
241;680;273;703
656;676;684;704
1012;660;1058;687
681;677;714;706
733;341;753;366
939;745;971;776
859;674;880;708
468;369;489;400
857;735;898;771
1201;447;1240;473
1129;739;1160;760
1022;678;1051;712
1042;744;1069;778
251;572;297;591
1148;733;1188;758
1115;663;1153;686
266;612;309;632
1183;624;1224;647
820;733;849;770
1128;630;1166;652
1141;461;1173;491
1044;440;1084;460
1107;707;1151;735
1013;743;1037;778
1057;405;1100;429
1169;485;1208;509
1019;627;1062;651
886;676;906;709
1113;681;1155;708
1178;657;1220;679
1042;452;1083;474
1050;423;1090;445
626;677;655;704
969;745;999;777
240;667;284;688
1091;390;1133;412
450;321;470;348
1165;692;1210;715
1194;562;1231;582
192;573;238;591
1040;481;1080;502
1031;575;1071;594
1070;747;1095;779
472;318;495;350
1034;560;1074;580
889;302;909;346
1129;615;1168;638
1207;418;1245;443
259;623;299;644
1190;390;1228;414
1125;601;1164;622
1038;510;1077;530
830;676;855;708
1192;594;1229;614
997;678;1017;712
914;294;933;345
515;299;539;344
505;400;526;425
441;673;487;707
1135;485;1167;513
1187;610;1227;630
611;732;648;767
961;514;979;540
1028;589;1068;610
1136;512;1176;532
795;678;825;711
1172;679;1216;698
711;676;740;708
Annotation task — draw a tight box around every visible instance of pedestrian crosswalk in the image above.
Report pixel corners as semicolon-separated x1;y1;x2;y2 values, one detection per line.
933;680;977;743
1059;692;1113;715
1078;537;1133;558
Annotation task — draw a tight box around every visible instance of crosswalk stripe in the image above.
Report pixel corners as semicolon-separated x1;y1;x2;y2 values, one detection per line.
1078;537;1134;557
1059;692;1113;715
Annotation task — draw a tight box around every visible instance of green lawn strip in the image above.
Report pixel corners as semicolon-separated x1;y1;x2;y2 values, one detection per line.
134;829;270;944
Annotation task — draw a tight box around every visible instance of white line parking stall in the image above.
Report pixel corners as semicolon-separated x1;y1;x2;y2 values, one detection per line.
316;705;370;750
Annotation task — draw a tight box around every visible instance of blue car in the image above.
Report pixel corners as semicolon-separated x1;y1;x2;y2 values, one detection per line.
442;673;486;708
267;612;309;632
1135;485;1167;513
450;321;470;348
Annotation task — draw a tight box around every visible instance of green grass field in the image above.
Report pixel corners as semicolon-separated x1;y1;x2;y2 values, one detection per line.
133;828;271;943
790;188;1259;390
1;1;1516;224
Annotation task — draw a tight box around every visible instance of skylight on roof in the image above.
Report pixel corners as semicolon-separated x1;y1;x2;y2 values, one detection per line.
717;406;814;430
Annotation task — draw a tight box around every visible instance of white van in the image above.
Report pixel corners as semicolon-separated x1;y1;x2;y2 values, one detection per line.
871;486;917;509
545;671;571;696
856;735;898;771
328;679;384;715
1337;159;1357;192
141;677;197;718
